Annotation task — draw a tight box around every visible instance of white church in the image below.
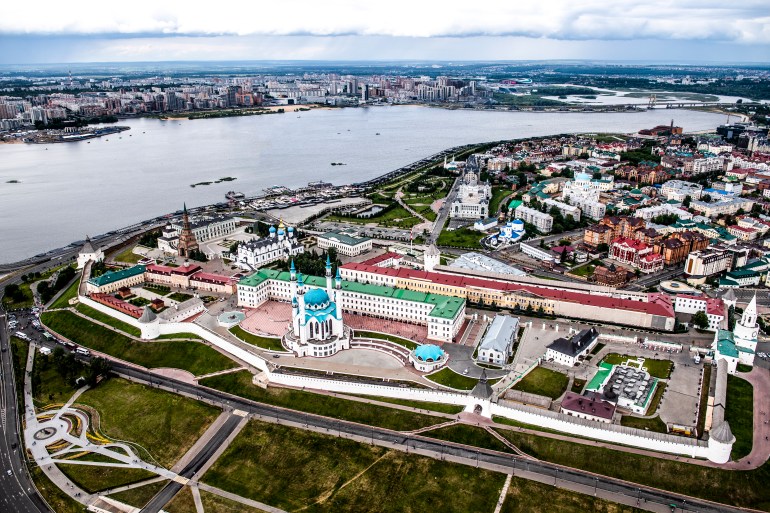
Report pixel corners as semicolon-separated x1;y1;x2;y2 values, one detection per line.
713;294;759;374
235;221;305;271
285;256;351;357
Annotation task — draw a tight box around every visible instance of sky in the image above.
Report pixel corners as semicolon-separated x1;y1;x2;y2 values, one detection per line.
1;0;769;64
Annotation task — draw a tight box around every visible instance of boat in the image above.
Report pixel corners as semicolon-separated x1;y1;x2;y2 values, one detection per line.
226;191;246;200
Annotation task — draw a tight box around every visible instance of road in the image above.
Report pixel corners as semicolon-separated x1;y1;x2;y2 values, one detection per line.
140;413;243;513
90;359;743;513
0;312;51;513
624;267;684;291
7;313;757;513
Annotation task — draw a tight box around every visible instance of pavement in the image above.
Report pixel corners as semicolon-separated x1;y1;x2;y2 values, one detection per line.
722;366;770;470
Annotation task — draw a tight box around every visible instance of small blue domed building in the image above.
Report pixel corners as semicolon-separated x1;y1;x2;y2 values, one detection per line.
409;344;448;373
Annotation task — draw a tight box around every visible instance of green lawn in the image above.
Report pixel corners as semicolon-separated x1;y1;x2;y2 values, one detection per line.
77;378;221;468
620;415;668;433
41;310;237;376
229;325;284;351
346;394;464;414
423;424;513;453
113;246;143;264
199;371;443;431
571;378;586;394
200;490;268;513
156;332;203;341
512;367;569;400
57;464;156;494
49;277;81;309
494;427;770;510
426;368;484;390
10;337;29;410
725;374;753;460
29;466;87;513
601;353;673;379
32;353;81;408
353;330;418;350
645;382;666;416
168;292;194;302
569;262;598;278
143;284;170;296
737;363;753;373
108;480;169;508
437;227;482;249
203;420;505;513
501;478;645;513
75;303;141;337
489;186;513;215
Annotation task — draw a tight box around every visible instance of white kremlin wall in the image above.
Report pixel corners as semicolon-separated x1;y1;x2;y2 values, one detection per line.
73;292;715;462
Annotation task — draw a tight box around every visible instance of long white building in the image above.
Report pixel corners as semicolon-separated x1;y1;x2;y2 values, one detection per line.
660;180;703;201
543;198;580;222
237;267;466;343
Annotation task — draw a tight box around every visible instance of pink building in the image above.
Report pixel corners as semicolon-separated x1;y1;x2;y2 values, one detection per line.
610;237;664;274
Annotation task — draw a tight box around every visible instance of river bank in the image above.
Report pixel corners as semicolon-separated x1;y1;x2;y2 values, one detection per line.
0;106;727;262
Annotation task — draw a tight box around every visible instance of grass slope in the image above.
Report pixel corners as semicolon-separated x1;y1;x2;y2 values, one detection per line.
49;278;81;309
203;420;505;513
423;424;513;453
56;464;155;494
41;310;236;376
512;367;569;400
501;478;645;513
725;374;753;460
200;371;442;431
229;325;284;351
77;378;220;468
75;303;141;337
108;480;168;508
494;427;770;510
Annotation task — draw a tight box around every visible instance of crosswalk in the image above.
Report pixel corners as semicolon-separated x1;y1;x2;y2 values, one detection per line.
1;408;6;430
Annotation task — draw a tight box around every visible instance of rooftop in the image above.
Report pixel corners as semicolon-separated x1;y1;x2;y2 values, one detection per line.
88;265;146;287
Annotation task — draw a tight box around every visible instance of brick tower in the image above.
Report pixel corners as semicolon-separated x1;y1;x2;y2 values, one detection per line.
177;203;199;258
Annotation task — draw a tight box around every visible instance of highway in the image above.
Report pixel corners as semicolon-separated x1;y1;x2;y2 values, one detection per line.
0;313;51;513
140;413;243;513
97;358;743;513
3;307;757;513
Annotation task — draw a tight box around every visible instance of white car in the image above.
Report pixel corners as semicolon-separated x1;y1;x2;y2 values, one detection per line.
758;352;767;359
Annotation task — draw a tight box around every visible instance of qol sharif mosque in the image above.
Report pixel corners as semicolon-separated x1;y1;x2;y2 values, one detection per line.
285;256;351;357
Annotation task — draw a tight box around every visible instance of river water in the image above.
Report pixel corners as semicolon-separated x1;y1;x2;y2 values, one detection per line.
0;105;725;263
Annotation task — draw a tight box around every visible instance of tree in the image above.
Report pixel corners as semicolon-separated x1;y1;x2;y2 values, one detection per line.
4;284;23;302
728;305;736;331
682;195;692;208
596;243;609;253
692;310;710;330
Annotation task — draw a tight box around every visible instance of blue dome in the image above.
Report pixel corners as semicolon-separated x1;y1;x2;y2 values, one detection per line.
269;226;276;233
288;226;294;232
414;344;445;362
304;288;330;306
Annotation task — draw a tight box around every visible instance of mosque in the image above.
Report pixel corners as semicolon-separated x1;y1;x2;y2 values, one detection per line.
284;256;351;357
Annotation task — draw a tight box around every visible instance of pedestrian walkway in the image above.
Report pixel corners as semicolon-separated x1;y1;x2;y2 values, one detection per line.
723;366;770;470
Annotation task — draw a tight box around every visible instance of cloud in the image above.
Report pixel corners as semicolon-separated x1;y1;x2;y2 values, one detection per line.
3;0;770;43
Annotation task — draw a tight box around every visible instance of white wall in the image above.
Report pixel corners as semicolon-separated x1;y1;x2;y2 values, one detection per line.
77;295;270;373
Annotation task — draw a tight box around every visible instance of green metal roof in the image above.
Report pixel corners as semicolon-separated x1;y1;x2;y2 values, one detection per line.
319;231;370;246
586;362;614;391
727;268;759;279
716;330;739;358
239;269;465;320
87;265;145;287
508;199;523;210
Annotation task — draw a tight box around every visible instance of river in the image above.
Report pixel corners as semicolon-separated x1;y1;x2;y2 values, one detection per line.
0;105;726;263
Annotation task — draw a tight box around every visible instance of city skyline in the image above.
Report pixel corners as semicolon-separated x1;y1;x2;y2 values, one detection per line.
2;0;770;64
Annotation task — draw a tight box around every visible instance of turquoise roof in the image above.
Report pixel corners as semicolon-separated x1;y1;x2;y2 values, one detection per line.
305;288;330;306
239;269;464;320
414;344;445;362
88;265;145;287
716;330;739;358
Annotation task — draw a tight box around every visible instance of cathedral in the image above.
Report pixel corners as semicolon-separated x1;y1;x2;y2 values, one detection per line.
285;256;350;357
713;294;758;374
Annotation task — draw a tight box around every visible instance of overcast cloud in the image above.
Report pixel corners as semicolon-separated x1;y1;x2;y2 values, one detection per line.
1;0;769;63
